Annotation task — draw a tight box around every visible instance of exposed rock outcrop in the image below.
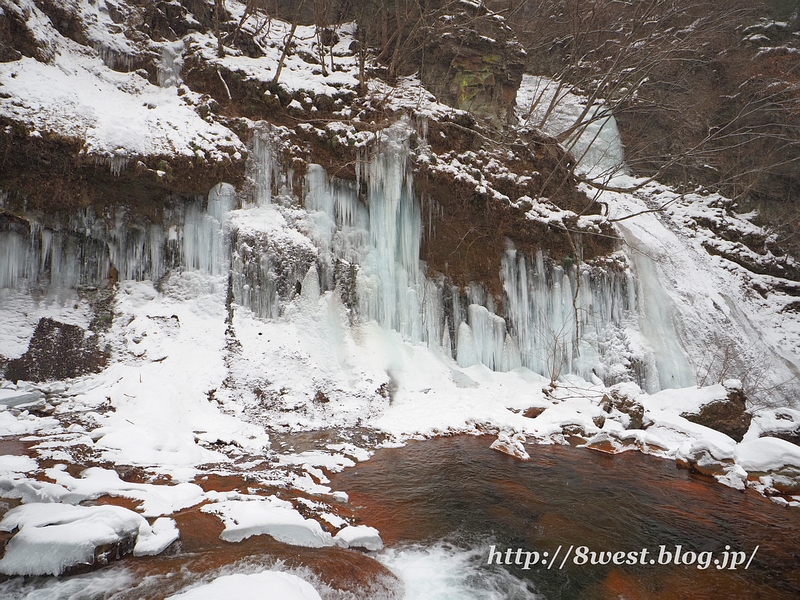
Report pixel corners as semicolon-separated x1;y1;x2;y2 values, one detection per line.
419;4;526;127
601;388;645;430
680;383;751;443
5;318;108;383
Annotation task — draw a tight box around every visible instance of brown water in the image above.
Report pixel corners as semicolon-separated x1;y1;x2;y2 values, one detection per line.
1;435;798;599
331;436;800;600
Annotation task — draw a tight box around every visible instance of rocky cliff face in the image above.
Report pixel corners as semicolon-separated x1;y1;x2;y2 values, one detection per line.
418;2;526;128
1;0;799;405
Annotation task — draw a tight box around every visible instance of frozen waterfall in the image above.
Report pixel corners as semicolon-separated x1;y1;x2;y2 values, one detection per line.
0;118;695;391
231;121;666;389
0;184;237;291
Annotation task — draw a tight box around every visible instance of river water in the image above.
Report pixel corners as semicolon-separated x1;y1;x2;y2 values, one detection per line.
331;436;800;600
1;436;798;599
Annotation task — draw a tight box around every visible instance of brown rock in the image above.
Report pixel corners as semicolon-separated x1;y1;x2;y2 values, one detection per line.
523;406;546;419
4;318;108;383
680;386;751;442
419;5;526;127
601;392;645;430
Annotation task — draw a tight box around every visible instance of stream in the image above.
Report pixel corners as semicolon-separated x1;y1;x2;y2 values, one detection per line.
331;436;800;599
0;436;798;599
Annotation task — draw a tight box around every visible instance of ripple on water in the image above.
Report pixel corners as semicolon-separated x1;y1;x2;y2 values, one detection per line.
331;435;800;600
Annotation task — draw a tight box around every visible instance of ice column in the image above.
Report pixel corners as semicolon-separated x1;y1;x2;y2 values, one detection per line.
182;183;237;276
158;41;185;87
357;121;440;344
500;247;637;383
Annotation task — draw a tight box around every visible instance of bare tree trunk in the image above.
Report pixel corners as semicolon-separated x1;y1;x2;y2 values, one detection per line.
273;22;298;85
215;0;226;58
272;0;307;86
232;0;258;47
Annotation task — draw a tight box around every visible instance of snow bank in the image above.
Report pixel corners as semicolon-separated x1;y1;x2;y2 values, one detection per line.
201;494;334;547
735;437;800;472
0;503;176;576
166;572;322;600
334;525;383;551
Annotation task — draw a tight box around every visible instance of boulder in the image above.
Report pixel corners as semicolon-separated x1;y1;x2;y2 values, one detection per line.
601;390;645;430
735;437;800;494
0;503;178;576
490;432;530;461
4;318;108;383
680;384;751;442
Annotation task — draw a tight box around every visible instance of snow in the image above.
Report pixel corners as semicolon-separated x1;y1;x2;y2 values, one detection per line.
640;384;728;416
0;503;175;576
334;525;383;551
490;432;531;461
58;275;270;480
91;425;225;470
0;289;94;358
45;466;205;517
0;455;37;474
735;437;800;472
276;451;356;472
201;494;335;547
602;180;800;402
188;18;361;99
166;571;322;600
0;56;242;164
0;410;58;436
133;516;180;557
0;0;242;167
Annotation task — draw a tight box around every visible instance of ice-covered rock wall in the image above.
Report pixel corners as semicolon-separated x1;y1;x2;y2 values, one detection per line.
0;118;693;391
0;184;236;291
230;121;666;389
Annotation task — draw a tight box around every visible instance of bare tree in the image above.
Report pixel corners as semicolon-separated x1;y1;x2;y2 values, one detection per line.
494;0;800;208
214;0;227;58
272;0;307;86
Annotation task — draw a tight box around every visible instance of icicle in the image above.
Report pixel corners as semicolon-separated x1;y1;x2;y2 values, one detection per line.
0;230;27;289
158;41;185;87
181;184;235;276
251;130;277;206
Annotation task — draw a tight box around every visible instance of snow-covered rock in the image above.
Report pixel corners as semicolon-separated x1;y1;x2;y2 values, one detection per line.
201;495;334;547
166;571;322;600
0;503;177;576
735;437;800;472
490;432;530;461
334;525;383;551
